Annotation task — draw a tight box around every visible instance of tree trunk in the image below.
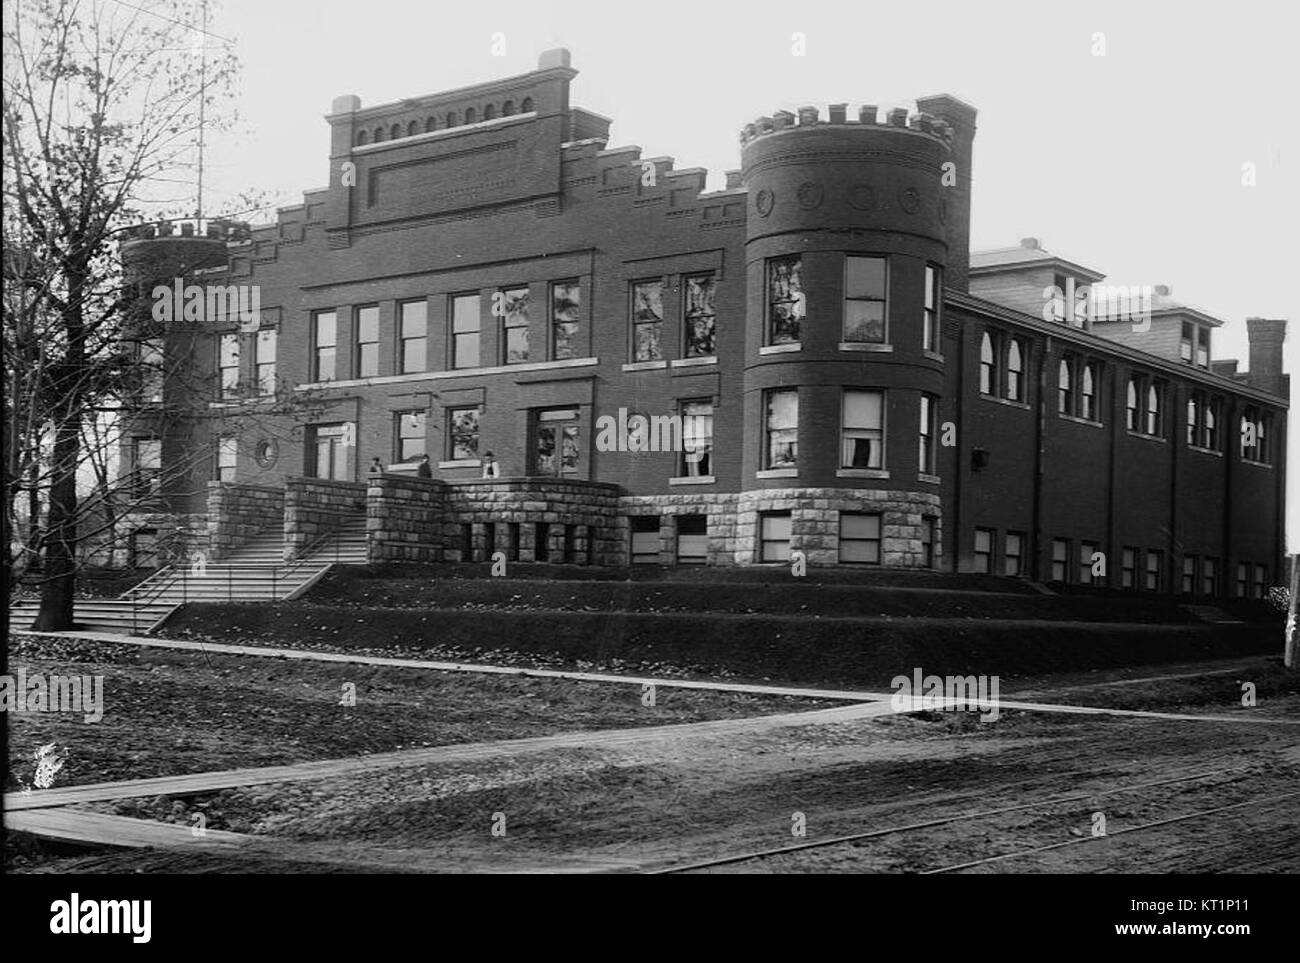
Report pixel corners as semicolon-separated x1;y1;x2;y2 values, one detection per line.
34;418;80;630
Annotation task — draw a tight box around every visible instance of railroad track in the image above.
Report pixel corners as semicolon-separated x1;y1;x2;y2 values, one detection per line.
652;763;1297;874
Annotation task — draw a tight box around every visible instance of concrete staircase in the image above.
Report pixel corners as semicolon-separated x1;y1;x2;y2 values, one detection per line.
8;517;369;634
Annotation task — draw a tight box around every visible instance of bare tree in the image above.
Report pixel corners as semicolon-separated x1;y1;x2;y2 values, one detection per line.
1;0;313;628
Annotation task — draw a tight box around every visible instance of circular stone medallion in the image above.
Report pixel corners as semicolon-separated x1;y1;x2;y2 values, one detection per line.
796;181;824;210
898;187;922;214
755;188;775;217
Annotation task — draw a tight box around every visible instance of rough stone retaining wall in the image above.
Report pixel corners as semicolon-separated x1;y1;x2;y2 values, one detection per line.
205;483;284;561
284;477;367;560
367;475;447;563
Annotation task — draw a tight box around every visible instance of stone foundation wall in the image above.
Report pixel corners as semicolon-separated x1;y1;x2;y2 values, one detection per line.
367;475;447;563
206;482;285;561
735;488;942;567
284;477;367;560
441;478;622;564
619;492;742;565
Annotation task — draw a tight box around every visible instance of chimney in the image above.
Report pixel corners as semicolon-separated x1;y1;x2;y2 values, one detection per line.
538;48;571;70
1246;317;1287;395
916;93;978;292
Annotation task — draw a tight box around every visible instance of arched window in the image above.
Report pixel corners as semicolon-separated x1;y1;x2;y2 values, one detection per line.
521;96;534;112
426;116;437;132
356;129;368;146
1146;384;1161;436
1204;399;1217;450
1058;358;1074;414
1006;340;1023;401
1126;378;1139;430
1081;363;1096;420
373;126;385;142
446;110;458;127
390;123;401;139
483;104;496;121
464;107;477;124
502;100;516;116
407;120;419;137
979;332;995;395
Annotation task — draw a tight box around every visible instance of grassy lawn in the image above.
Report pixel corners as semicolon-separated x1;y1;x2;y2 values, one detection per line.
5;633;834;791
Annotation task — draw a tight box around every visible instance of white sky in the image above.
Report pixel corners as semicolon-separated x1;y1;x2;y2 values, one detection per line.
191;0;1297;550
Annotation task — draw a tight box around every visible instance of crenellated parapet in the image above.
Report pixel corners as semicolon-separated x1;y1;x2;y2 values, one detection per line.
740;103;958;149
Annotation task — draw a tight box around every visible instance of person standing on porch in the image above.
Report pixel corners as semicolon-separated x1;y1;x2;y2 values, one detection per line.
482;451;500;479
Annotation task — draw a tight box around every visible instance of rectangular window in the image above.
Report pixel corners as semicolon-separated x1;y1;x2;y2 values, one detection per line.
535;407;580;476
1235;562;1248;598
1180;322;1193;363
844;255;887;343
1240;408;1270;464
1182;555;1197;595
1146;382;1164;437
313;310;337;382
923;264;941;352
1253;564;1267;599
1058;357;1075;415
139;339;164;403
919;393;937;475
920;517;936;568
500;287;529;364
1080;541;1099;584
1006;339;1025;402
551;280;581;360
980;331;1000;396
973;528;994;574
1004;532;1024;576
1196;326;1210;367
1145;550;1163;591
677;514;708;565
839;512;882;564
1202;557;1219;598
218;333;240;400
1051;538;1069;582
767;255;803;345
447;407;480;461
630;515;660;564
451;294;480;369
399;300;428;374
216;435;237;483
842;389;884;469
765;388;799;469
396;411;426;462
680;400;714;477
356;305;379;378
1187;393;1200;446
684;273;717;358
132;437;162;497
255;329;276;396
1052;273;1068;323
1121;547;1137;588
760;512;793;562
631;279;664;362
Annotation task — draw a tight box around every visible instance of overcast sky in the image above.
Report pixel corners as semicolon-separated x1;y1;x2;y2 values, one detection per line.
192;0;1296;548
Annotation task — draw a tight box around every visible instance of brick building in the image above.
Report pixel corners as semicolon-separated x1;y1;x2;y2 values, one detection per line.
114;48;1288;595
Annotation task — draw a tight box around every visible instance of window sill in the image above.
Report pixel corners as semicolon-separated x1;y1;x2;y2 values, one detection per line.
836;468;889;479
1126;430;1166;444
1059;413;1104;428
1187;445;1223;458
923;350;945;362
670;356;717;368
294;356;599;391
669;475;716;486
918;472;941;485
622;360;668;372
838;341;893;353
980;394;1030;410
759;343;801;355
756;468;798;479
438;459;481;469
1241;458;1273;468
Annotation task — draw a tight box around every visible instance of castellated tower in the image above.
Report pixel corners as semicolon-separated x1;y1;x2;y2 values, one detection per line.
737;100;975;567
